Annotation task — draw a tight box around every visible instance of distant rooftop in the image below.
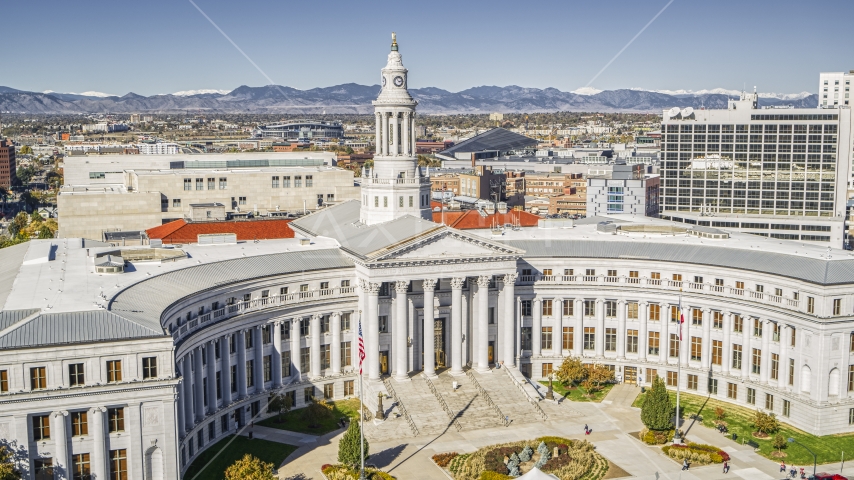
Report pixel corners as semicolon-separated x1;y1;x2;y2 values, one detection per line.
439;128;537;157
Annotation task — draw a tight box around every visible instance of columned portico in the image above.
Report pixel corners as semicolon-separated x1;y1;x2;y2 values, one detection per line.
394;280;410;381
475;275;491;373
450;277;465;376
272;321;283;387
221;335;232;405
331;313;342;375
503;274;517;367
364;281;381;381
422;279;437;377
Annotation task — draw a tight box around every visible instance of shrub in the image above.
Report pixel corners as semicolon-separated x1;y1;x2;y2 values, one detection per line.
479;472;512;480
640;427;674;445
322;464;333;472
449;454;470;475
542;453;572;470
518;445;533;462
753;410;780;435
309;465;394;480
537;441;549;456
773;434;788;452
509;452;520;464
714;406;726;421
484;447;515;474
432;452;458;468
662;443;727;465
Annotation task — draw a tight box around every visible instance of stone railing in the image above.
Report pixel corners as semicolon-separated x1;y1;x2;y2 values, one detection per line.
172;286;357;341
383;378;419;437
422;374;462;432
465;369;510;427
361;176;431;186
501;367;548;421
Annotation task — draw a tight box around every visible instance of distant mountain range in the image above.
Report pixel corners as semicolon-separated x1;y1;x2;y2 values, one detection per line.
0;84;818;115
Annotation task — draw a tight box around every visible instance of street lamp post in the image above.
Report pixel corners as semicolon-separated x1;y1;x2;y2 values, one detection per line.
788;438;816;478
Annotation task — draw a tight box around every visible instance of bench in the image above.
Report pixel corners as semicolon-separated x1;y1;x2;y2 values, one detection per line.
746;439;760;449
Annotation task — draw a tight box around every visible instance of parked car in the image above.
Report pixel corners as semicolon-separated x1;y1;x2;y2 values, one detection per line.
810;473;848;480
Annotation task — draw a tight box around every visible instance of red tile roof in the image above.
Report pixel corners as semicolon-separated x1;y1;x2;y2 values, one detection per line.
432;209;540;230
146;218;295;244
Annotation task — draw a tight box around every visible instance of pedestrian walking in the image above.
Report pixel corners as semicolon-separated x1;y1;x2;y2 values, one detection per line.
722;461;729;473
682;459;689;471
780;462;786;473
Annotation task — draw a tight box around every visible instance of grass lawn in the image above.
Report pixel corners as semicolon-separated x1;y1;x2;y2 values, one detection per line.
183;434;297;480
539;381;614;402
258;398;363;435
633;389;854;465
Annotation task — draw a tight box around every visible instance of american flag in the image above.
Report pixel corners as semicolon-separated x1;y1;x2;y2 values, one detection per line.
358;319;366;374
678;299;685;340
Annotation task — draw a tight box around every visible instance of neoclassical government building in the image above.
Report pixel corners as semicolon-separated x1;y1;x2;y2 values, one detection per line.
1;36;854;479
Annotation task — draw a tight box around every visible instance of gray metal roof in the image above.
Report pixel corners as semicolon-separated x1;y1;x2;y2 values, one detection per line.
290;201;444;260
0;309;39;331
440;128;537;156
109;248;353;330
501;239;854;285
0;242;29;308
0;310;164;349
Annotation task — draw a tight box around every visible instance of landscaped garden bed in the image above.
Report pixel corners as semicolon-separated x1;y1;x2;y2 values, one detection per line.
432;436;610;480
259;397;363;435
183;435;297;480
538;381;614;403
321;464;395;480
661;442;730;465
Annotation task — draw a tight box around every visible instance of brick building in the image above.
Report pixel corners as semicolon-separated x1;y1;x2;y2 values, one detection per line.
0;140;16;189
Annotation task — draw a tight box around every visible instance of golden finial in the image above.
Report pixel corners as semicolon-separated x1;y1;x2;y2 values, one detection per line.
391;32;398;51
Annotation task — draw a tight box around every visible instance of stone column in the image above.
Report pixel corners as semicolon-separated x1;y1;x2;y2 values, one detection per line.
741;318;751;380
450;277;465;376
391;113;399;156
679;310;689;367
617;300;627;360
503;274;516;367
402;112;410;157
90;407;106;480
193;347;204;422
761;319;771;384
555;298;564;354
206;340;216;413
290;320;301;380
423;279;437;377
394;281;409;381
476;275;491;372
778;322;788;390
237;330;247;398
272;322;283;387
574;299;583;357
254;326;264;391
411;113;417;156
722;312;732;376
701;309;712;370
177;367;186;438
221;336;232;405
331;313;342;375
660;304;669;365
375;112;382;157
381;112;389;156
638;301;648;362
53;411;68;477
595;298;605;357
532;298;542;357
311;314;322;378
362;281;381;381
182;357;194;430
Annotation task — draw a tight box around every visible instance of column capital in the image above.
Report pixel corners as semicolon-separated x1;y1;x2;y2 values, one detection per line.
422;278;437;291
394;280;409;293
617;299;626;305
532;297;541;305
89;406;106;414
450;277;465;290
311;313;322;321
639;300;649;307
360;279;381;294
503;272;518;284
53;410;69;418
554;297;563;304
476;275;491;287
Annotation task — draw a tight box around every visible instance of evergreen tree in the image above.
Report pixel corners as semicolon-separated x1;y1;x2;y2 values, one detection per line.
338;417;369;468
641;377;673;431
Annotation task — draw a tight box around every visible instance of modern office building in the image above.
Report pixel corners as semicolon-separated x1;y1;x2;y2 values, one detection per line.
253;120;344;142
0;139;15;189
659;87;854;245
136;143;180;155
586;164;660;218
819;71;852;108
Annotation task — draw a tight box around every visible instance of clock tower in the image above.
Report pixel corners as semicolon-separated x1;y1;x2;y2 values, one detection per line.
359;33;433;225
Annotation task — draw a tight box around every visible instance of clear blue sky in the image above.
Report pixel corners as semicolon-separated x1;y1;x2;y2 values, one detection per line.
3;0;852;95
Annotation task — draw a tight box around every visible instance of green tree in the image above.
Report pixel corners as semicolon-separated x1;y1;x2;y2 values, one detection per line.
753;410;780;435
773;433;787;453
587;363;615;390
641;377;673;431
7;212;29;238
268;393;293;422
18;145;32;155
0;446;21;480
555;356;586;387
338;417;369;468
224;454;274;480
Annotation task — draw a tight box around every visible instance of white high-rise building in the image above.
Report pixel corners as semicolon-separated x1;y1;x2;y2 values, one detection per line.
819;71;853;108
359;33;432;225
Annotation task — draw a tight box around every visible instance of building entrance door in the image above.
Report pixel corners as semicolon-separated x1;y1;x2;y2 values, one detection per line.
624;366;638;384
488;341;495;364
380;351;389;375
435;318;446;367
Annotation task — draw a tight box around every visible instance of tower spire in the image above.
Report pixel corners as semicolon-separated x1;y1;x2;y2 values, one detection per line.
391;32;398;51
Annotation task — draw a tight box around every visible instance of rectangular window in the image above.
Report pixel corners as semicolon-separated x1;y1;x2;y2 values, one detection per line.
727;382;738;399
649;304;660;321
648;331;660;355
320;345;330;370
216;371;221;399
791;327;796;347
32;415;51;440
650;272;661;280
563;300;573;316
807;296;815;314
344;380;355;396
282;351;291;377
747;387;756;405
521;300;532;317
196;178;204;190
542;363;553;378
301;348;310;373
690;337;701;361
71;411;88;436
34;459;53;479
263;355;272;383
207;178;215;190
626;329;638;354
752;348;762;375
562;327;573;350
713;311;723;329
262;325;272;344
30;367;47;390
687;374;698;390
0;370;6;392
691;309;702;326
834;299;842;315
108;408;125;433
300;318;310;336
542;299;552;316
765;393;774;411
245;330;253;349
521;327;531;350
669;334;680;358
142;357;157;379
183;178;192;191
323;383;333;400
789;358;795;386
72;453;90;480
379;315;388;333
342;341;352;367
219;177;227;189
646;368;657;383
712;340;722;365
230;365;237;393
753;318;763;337
670;305;679;322
666;371;678;387
295;176;302;187
583;327;595;350
246;360;254;387
272;176;279;188
627;302;638;319
542;327;553;350
585;268;595;276
709;378;718;395
69;363;85;387
304;387;313;403
605;301;616;317
306;175;313;187
782;399;790;417
109;449;127;480
584;300;595;317
771;353;779;380
605;328;617;352
238;196;247;206
733;315;743;333
341;312;351;331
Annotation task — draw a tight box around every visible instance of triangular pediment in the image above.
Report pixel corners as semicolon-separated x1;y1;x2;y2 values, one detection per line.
369;229;524;263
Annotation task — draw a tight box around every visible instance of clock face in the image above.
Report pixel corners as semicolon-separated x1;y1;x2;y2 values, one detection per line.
382;76;386;87
393;75;404;87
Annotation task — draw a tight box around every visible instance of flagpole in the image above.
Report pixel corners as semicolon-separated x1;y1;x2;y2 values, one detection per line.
358;316;366;480
674;289;682;444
